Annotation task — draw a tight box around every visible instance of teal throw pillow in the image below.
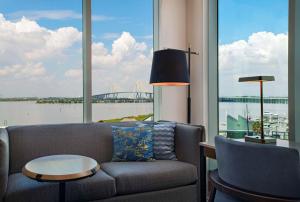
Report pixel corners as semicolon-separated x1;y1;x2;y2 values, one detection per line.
112;126;153;161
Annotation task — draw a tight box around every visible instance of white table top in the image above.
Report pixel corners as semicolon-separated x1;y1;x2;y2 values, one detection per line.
22;155;100;181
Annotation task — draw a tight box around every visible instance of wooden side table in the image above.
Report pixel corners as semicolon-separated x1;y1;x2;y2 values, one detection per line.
22;155;100;202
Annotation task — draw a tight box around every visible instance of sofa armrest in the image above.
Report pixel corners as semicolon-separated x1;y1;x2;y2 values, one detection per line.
175;123;205;167
0;128;9;201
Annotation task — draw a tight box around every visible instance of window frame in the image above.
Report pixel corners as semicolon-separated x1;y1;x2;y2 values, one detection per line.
215;0;291;141
82;0;158;123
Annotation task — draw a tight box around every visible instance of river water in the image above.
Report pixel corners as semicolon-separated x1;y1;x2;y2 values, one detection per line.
0;101;288;127
0;101;153;126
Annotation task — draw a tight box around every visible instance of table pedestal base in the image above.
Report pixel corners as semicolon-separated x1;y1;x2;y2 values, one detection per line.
59;182;65;202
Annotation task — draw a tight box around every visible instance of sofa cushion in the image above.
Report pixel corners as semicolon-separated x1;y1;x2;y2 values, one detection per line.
101;160;198;195
4;170;116;202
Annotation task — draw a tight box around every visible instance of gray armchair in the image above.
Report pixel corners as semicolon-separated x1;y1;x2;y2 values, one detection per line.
213;136;300;201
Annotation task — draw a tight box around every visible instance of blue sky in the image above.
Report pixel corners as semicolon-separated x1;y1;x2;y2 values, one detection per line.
0;0;153;47
218;0;289;97
0;0;154;97
0;0;289;97
219;0;288;44
92;0;153;47
0;0;287;45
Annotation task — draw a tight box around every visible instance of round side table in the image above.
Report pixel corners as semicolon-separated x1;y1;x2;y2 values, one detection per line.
22;155;100;202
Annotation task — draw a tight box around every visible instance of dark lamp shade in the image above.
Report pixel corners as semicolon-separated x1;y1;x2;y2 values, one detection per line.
150;49;190;86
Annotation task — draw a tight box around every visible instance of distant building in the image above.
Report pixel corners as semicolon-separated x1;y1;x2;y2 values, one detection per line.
226;115;254;138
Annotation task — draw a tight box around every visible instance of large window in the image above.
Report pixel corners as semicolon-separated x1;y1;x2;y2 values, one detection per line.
91;0;153;122
0;0;154;126
0;0;83;126
218;0;289;139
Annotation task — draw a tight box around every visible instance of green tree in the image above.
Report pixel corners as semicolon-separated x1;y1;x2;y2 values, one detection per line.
252;121;261;134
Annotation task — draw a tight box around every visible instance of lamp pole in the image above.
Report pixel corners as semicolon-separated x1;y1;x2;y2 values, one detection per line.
185;46;199;124
187;47;191;124
260;80;264;140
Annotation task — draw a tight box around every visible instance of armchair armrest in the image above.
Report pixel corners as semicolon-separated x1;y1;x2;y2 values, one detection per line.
175;123;205;166
0;128;9;201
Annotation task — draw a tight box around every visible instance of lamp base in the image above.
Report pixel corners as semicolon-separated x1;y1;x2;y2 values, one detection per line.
245;135;277;144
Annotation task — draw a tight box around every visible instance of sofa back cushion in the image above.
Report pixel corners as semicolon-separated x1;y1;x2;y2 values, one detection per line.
7;123;114;174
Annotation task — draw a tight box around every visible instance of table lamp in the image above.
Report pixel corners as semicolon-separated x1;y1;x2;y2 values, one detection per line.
239;76;276;144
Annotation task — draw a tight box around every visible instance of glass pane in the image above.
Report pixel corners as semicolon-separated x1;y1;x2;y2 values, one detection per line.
0;0;83;126
91;0;153;122
218;0;288;139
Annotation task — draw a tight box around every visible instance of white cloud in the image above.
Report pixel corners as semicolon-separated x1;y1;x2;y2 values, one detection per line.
0;14;81;63
65;68;82;78
0;13;287;98
8;10;81;20
26;26;81;60
68;32;152;94
101;32;120;40
0;14;152;97
137;35;153;40
91;32;148;69
92;15;114;22
0;13;82;97
0;63;46;78
219;31;288;96
8;10;114;22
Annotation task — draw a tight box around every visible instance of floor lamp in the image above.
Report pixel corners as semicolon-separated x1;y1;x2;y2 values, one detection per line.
149;48;198;124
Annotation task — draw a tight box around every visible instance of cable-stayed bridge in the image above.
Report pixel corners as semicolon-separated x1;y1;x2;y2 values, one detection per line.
93;92;153;103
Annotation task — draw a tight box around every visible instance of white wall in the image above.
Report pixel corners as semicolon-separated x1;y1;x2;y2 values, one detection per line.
186;0;208;126
159;0;188;123
158;0;208;127
289;0;300;142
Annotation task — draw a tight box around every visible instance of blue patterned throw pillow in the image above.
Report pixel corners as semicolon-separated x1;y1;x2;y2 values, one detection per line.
112;126;153;161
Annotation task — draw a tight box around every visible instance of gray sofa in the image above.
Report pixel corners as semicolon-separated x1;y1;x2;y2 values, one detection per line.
0;122;204;202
